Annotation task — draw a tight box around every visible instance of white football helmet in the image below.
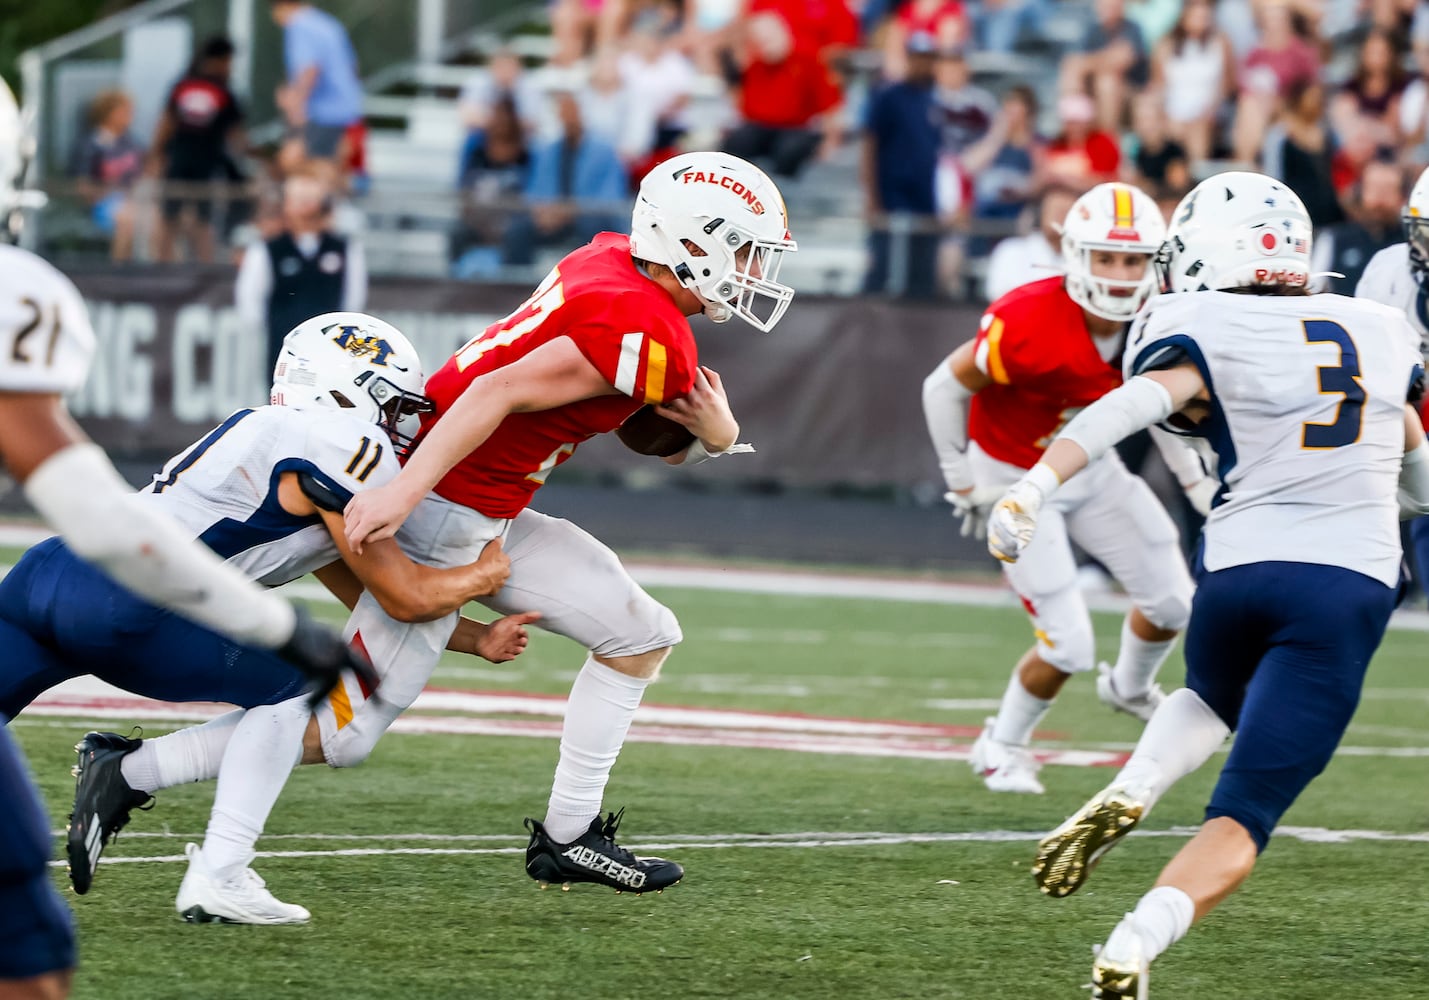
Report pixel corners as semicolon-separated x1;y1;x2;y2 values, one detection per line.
1061;182;1165;322
629;150;797;332
1158;171;1312;294
1403;165;1429;287
0;77;46;239
271;312;432;456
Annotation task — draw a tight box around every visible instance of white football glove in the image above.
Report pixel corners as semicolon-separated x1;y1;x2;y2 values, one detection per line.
986;479;1050;563
1184;476;1218;517
944;485;1005;539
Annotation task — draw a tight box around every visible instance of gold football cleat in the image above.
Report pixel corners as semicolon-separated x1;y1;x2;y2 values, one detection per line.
1091;953;1148;1000
1032;784;1147;898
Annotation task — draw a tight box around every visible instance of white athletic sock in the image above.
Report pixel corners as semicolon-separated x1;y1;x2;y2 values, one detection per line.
1111;617;1178;698
989;672;1054;747
1128;886;1195;963
543;657;650;844
1115;688;1231;809
201;698;309;882
120;709;245;793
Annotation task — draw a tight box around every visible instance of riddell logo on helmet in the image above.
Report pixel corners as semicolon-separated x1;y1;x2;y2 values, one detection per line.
1254;268;1308;285
675;170;765;215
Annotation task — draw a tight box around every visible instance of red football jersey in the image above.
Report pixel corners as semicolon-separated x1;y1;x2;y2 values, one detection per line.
421;233;698;517
967;276;1123;469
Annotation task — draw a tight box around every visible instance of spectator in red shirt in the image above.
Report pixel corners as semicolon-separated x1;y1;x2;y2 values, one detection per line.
1044;92;1120;188
722;1;846;177
882;0;968;81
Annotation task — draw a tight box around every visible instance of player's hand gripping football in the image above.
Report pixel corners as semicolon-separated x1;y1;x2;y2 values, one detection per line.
986;479;1050;563
655;366;739;452
945;485;1005;539
277;604;380;708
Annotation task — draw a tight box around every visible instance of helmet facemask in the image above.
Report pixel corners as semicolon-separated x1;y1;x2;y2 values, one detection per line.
357;372;433;458
670;221;796;332
1404;209;1429;287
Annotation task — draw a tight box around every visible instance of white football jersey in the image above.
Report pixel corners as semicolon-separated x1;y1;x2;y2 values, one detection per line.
142;406;400;586
0;244;96;393
1126;290;1423;587
1356;243;1429;355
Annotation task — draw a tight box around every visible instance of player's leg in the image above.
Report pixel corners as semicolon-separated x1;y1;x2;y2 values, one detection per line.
174;496;502;921
973;502;1092;794
1089;563;1395;998
1409;514;1429;607
0;723;75;1000
176;696;311;925
1066;460;1194;720
1034;565;1257;899
480;509;683;892
54;550;308;894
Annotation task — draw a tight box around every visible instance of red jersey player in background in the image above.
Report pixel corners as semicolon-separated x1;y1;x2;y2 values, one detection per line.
340;151;796;892
922;182;1214;794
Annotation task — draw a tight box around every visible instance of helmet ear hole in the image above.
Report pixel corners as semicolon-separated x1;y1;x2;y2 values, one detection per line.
328;390;357;409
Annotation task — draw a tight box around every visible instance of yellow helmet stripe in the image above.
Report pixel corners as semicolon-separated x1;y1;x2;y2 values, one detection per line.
1112;186;1134;231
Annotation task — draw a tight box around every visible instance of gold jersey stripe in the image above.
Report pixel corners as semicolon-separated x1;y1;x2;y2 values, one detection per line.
644;340;668;404
985;316;1010;385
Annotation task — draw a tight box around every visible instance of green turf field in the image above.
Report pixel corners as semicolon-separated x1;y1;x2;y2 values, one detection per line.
10;558;1429;999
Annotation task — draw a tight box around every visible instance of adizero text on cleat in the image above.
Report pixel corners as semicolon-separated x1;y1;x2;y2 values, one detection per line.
1033;784;1147;898
66;731;153;894
524;810;683;893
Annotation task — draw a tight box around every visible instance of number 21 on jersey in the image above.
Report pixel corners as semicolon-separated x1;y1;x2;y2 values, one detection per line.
454;267;566;372
1301;319;1365;450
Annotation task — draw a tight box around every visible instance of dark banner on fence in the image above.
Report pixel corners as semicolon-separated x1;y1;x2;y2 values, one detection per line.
67;266;980;490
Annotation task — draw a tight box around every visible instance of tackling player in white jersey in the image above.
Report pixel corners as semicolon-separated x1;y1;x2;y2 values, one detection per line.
985;171;1429;998
6;315;532;923
0;79;368;997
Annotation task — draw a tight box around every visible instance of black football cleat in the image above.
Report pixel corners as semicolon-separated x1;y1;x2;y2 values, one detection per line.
66;731;154;894
524;808;683;894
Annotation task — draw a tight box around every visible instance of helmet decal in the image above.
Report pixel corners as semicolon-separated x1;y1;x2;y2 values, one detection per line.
1107;185;1141;242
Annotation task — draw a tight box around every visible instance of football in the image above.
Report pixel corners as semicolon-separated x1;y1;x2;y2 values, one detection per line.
616;405;696;457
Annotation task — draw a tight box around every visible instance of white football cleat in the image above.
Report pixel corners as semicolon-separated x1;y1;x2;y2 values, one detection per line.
1096;663;1165;723
176;842;310;925
1091;915;1151;999
969;719;1045;794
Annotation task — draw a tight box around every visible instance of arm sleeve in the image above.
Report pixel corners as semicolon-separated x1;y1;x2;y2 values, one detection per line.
24;443;296;648
921;360;975;492
1400;436;1429;518
1057;376;1176;464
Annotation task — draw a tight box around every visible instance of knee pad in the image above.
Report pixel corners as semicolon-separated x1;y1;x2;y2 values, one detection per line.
1140;585;1193;633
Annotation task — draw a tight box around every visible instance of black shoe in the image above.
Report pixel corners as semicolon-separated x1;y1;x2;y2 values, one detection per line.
66;731;153;894
524;809;683;894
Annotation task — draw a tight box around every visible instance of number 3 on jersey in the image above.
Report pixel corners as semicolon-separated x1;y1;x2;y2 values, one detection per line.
1301;319;1365;450
455;267;565;371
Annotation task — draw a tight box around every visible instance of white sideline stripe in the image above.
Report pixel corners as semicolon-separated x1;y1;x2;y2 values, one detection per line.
46;825;1429;867
5;522;1429;631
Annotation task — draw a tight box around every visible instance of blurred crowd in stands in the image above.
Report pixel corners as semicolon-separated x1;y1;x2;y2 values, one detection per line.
56;0;1429;304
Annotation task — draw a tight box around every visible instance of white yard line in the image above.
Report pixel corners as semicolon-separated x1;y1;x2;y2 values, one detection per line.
47;825;1429;867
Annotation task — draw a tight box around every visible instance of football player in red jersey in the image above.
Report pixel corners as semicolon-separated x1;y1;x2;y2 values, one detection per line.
922;182;1214;793
339;151;796;891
